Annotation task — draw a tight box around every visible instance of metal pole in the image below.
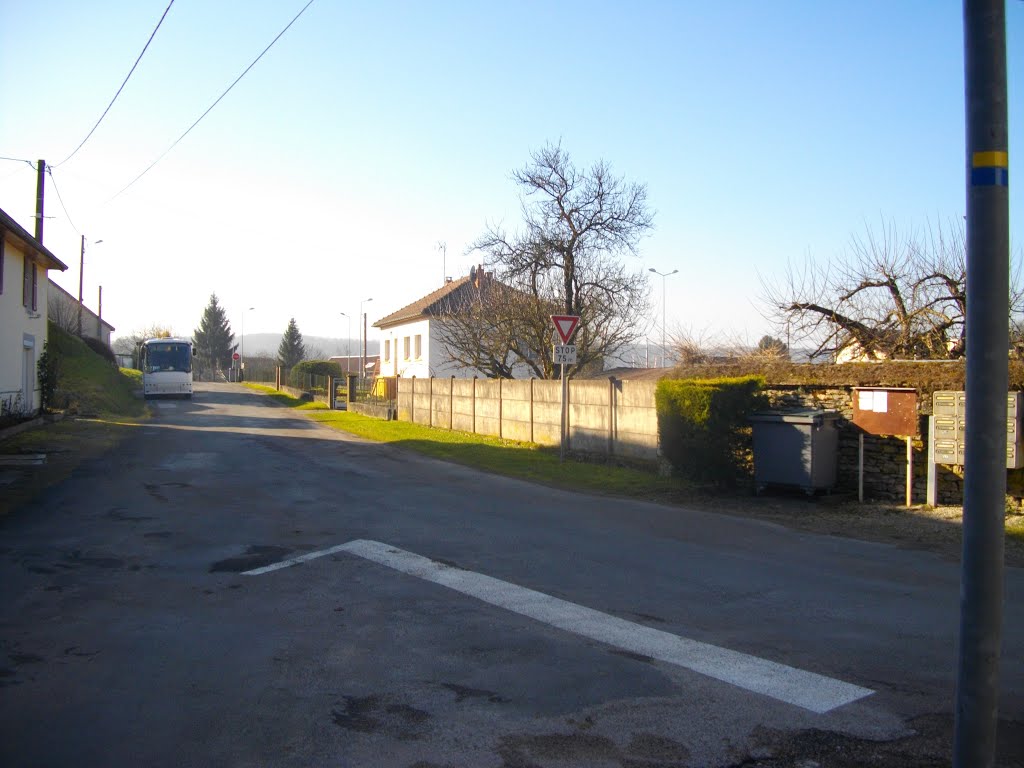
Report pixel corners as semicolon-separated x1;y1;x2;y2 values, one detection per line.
78;236;85;336
649;268;678;367
955;3;1008;766
560;362;568;463
340;312;351;374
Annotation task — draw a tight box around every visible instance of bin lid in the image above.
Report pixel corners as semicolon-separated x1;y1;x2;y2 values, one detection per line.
749;408;840;425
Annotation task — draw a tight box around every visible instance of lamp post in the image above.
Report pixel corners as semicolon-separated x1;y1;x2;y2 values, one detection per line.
340;312;351;374
649;268;678;367
240;306;255;371
78;236;103;336
359;297;373;379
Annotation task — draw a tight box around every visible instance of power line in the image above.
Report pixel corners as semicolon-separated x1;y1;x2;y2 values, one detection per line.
47;166;80;235
56;0;176;167
112;0;316;200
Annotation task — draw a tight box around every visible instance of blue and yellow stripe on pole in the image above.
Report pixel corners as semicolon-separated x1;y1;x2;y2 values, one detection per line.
971;150;1008;186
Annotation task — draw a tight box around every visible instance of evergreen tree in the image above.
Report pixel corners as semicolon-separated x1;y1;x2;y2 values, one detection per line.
193;294;236;374
277;318;306;370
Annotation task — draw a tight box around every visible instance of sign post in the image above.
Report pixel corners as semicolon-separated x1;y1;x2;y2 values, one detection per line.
551;315;580;462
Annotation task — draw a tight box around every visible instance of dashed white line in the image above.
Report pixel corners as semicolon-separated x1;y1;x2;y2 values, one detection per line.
245;538;875;714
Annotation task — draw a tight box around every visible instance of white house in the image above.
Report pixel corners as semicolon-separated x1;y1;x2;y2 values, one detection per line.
373;267;533;379
1;207;69;416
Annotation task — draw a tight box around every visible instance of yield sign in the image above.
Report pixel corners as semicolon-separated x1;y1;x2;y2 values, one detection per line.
550;315;580;344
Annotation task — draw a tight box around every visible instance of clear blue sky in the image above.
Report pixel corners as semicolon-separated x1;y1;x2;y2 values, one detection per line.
1;1;1021;354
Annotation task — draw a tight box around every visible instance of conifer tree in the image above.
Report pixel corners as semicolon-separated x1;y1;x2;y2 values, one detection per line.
193;294;236;374
277;318;306;370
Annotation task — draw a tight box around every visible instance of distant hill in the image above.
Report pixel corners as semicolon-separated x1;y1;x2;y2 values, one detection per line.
241;333;379;359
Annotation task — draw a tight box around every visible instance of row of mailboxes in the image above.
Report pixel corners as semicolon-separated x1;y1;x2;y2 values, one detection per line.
932;391;1024;468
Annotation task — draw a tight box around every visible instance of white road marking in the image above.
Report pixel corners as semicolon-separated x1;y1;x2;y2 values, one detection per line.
241;543;354;576
244;538;875;714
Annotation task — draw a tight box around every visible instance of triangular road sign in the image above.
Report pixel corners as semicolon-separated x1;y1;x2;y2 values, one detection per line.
550;315;580;344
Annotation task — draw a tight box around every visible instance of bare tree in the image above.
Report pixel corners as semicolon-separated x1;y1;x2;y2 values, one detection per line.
759;219;1019;361
468;143;655;378
112;325;176;367
434;274;533;378
47;292;79;335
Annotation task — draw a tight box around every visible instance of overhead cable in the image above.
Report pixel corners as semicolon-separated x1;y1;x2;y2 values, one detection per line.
112;0;316;200
47;166;80;235
56;0;177;167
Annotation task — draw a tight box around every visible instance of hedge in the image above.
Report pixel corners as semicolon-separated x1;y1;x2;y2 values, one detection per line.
656;375;767;485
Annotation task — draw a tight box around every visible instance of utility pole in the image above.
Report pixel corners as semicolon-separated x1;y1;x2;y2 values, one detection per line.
78;237;102;337
78;236;86;336
34;160;45;242
955;2;1008;767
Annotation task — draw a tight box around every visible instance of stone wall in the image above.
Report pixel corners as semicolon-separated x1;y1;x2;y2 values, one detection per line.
764;385;963;504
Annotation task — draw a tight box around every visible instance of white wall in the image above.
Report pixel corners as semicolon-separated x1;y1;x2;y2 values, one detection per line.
379;317;433;378
1;239;50;415
378;315;537;380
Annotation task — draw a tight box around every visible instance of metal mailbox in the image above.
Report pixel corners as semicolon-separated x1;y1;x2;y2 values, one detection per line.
930;391;1024;469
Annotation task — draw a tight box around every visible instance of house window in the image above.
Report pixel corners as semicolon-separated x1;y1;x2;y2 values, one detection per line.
403;336;411;360
414;334;422;359
384;339;391;362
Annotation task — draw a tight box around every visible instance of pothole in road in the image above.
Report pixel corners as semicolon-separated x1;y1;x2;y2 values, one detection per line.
209;545;292;573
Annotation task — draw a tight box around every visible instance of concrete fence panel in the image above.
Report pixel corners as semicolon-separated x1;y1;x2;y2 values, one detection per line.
500;379;534;442
474;379;502;437
451;378;476;433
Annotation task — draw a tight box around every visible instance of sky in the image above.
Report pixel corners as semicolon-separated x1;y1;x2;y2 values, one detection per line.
1;1;1021;356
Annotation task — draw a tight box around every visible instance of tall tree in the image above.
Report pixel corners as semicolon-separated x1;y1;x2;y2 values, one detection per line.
277;318;306;369
464;143;654;378
193;294;235;374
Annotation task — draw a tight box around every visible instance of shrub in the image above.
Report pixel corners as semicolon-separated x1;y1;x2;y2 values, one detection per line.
288;360;343;389
36;343;60;412
656;375;767;485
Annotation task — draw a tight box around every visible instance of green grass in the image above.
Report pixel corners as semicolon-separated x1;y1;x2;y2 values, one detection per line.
47;325;147;419
243;383;693;501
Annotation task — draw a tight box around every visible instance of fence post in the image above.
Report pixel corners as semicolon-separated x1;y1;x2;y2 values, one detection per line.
411;376;416;424
530;378;535;444
608;376;616;457
429;377;434;428
450;376;455;430
328;375;336;409
498;378;503;439
346;374;357;405
472;376;477;434
275;366;281;390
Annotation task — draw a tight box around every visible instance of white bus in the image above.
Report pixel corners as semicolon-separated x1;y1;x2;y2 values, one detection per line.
140;338;195;399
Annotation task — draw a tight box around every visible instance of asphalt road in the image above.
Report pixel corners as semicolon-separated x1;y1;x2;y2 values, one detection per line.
1;383;1021;767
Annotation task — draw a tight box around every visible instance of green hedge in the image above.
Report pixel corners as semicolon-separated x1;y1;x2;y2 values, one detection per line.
656;375;767;485
287;360;343;388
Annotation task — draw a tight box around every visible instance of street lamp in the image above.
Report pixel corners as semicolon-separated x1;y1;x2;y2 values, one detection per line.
340;312;351;374
78;236;103;336
241;306;255;360
649;268;678;367
359;297;373;379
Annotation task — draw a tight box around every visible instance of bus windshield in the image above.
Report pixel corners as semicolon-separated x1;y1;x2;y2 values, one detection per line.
145;342;192;374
